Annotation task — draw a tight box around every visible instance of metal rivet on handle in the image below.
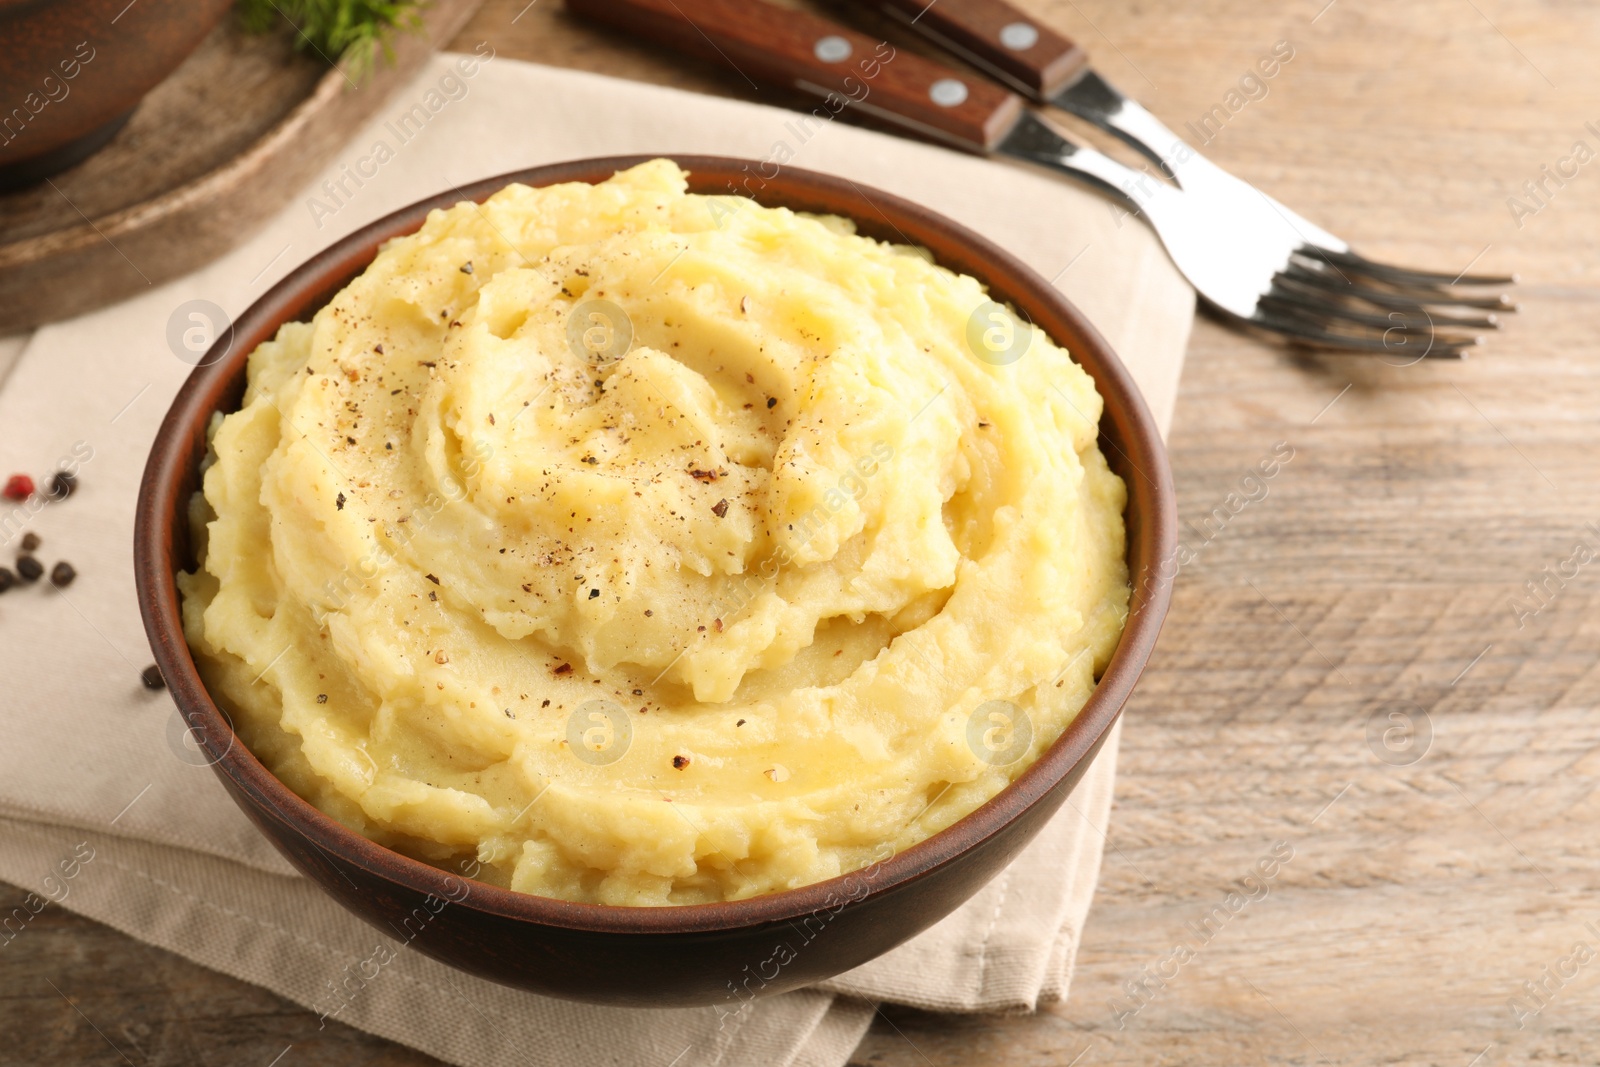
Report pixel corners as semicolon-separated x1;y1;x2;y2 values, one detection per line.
929;78;969;107
999;22;1040;50
813;35;852;63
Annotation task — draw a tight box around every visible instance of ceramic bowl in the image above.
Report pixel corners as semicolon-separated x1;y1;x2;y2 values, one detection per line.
0;0;232;189
135;155;1175;1007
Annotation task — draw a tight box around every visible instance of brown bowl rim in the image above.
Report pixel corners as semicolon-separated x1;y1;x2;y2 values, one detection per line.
135;154;1175;936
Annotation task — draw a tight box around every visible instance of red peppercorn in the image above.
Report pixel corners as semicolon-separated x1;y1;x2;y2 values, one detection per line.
3;474;34;501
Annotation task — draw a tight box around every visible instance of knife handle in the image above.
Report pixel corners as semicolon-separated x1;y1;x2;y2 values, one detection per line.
566;0;1023;152
879;0;1088;100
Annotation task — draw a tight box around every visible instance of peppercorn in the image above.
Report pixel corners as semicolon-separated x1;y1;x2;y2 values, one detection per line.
0;568;14;593
19;532;39;552
47;470;76;500
141;665;165;691
3;474;34;501
49;561;75;588
15;556;42;583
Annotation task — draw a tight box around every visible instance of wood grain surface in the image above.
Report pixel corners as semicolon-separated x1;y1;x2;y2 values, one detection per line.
7;0;1600;1064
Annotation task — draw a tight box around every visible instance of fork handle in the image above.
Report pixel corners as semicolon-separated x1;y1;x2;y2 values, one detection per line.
878;0;1089;100
566;0;1024;151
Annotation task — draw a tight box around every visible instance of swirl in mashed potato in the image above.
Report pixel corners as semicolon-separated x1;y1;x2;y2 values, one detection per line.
179;160;1129;905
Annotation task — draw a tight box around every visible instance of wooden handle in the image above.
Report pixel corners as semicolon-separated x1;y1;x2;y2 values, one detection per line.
879;0;1088;100
566;0;1024;151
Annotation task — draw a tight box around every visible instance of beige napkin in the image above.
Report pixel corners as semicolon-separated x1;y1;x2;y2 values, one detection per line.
0;54;1190;1065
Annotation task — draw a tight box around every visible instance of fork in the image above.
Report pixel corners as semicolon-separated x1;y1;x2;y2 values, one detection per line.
875;0;1516;351
568;0;1511;357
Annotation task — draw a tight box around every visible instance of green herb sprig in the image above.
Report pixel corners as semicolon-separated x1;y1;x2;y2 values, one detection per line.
238;0;425;81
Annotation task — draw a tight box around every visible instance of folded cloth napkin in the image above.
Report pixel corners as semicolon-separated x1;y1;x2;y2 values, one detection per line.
0;53;1191;1066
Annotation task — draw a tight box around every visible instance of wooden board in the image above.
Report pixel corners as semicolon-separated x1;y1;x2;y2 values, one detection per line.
0;0;483;335
9;1;1600;1064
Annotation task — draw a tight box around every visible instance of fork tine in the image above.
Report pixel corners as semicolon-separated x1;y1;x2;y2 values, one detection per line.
1316;248;1517;288
1247;310;1479;358
1287;256;1520;308
1282;261;1518;311
1259;298;1481;347
1259;292;1478;340
1328;263;1519;303
1266;280;1503;329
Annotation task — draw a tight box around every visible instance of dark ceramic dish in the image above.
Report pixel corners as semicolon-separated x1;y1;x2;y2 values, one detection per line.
135;155;1176;1008
0;0;232;189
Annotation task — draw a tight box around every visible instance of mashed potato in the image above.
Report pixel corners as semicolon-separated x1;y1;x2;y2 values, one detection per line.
179;160;1129;905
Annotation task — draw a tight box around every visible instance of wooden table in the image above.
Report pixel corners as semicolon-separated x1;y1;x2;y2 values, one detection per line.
11;1;1600;1063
